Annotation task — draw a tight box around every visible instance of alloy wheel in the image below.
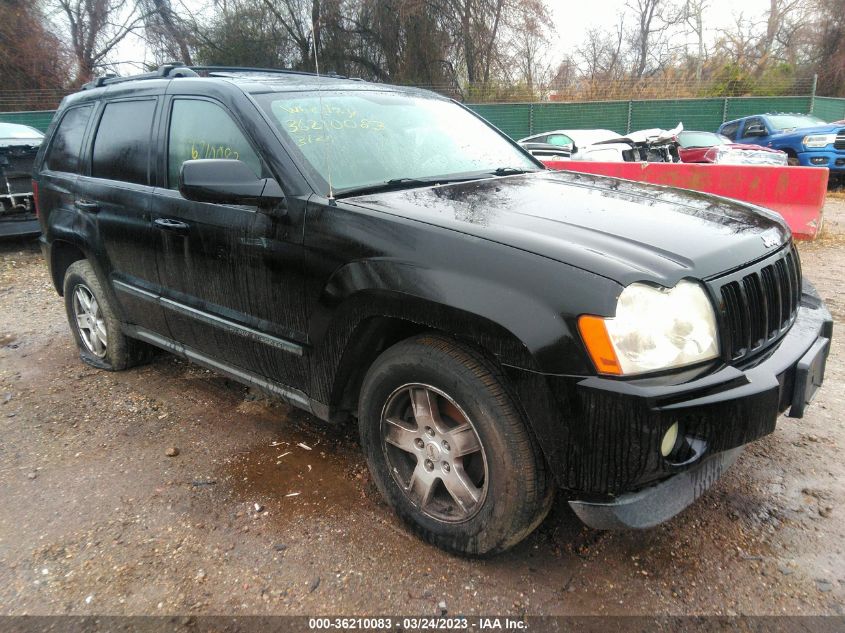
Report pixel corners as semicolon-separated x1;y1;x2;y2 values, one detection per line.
72;284;108;358
380;384;488;523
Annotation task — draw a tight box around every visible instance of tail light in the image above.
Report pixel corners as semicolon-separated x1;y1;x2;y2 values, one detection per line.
32;180;39;217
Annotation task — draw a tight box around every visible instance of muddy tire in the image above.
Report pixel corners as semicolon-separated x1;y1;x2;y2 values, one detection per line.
63;260;147;371
358;334;554;556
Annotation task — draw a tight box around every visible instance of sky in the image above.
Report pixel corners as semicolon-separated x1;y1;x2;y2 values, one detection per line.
110;0;775;75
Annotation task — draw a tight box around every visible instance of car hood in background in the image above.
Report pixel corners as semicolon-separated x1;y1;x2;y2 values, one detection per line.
346;170;790;288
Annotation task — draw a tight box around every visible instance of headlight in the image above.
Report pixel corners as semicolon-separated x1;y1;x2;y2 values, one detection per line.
802;134;836;148
578;280;719;375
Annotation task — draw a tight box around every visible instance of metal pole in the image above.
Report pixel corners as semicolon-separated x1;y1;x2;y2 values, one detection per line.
626;100;633;134
810;73;818;114
722;97;728;123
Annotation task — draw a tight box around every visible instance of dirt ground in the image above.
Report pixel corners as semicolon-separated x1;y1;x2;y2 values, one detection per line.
1;199;844;618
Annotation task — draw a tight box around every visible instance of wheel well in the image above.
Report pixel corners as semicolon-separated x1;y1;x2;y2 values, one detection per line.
51;241;86;295
331;316;429;421
783;147;798;157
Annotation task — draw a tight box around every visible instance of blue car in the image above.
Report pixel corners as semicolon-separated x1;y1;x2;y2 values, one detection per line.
717;113;845;174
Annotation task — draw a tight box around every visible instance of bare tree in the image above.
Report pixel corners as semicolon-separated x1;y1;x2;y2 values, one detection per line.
51;0;150;84
140;0;194;65
682;0;708;82
0;0;72;107
625;0;683;78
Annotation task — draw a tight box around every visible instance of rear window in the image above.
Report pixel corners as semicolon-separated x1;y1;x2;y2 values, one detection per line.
45;105;93;173
92;99;156;185
678;131;725;148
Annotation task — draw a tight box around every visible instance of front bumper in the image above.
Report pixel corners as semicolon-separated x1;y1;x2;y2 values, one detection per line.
570;446;743;529
543;284;831;523
797;150;845;171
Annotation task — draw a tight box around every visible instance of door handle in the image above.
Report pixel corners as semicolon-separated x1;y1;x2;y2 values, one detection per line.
74;200;100;213
154;218;190;234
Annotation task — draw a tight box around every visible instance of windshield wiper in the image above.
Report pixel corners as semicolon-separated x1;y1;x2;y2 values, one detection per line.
335;175;481;198
490;167;537;176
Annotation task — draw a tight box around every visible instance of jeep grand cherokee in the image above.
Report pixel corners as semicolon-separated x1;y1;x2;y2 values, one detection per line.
33;64;832;555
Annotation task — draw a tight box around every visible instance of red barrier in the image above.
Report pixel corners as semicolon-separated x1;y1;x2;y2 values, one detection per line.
542;160;829;239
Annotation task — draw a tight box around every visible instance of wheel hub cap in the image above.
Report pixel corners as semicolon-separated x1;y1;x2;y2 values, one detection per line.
380;384;488;523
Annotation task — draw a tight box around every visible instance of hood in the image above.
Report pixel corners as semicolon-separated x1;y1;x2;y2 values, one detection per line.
345;170;790;287
773;123;843;137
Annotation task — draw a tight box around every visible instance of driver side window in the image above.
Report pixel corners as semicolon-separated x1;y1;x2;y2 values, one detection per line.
167;99;263;190
547;134;573;147
742;118;765;137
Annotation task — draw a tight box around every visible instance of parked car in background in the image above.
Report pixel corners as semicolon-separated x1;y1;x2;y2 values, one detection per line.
717;113;845;173
518;129;626;161
520;126;684;163
677;130;788;165
518;142;571;161
0;122;43;238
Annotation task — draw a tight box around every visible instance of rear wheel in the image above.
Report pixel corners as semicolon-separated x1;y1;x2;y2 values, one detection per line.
358;334;553;555
63;260;148;371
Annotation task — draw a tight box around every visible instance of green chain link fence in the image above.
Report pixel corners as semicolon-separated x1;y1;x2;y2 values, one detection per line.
2;96;844;138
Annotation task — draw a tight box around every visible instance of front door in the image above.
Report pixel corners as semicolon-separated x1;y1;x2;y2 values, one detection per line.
152;96;309;392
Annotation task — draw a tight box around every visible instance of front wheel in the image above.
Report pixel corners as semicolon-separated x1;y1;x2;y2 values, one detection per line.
358;334;554;555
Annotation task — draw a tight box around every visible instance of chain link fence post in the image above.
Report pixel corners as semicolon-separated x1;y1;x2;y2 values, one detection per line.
810;73;818;114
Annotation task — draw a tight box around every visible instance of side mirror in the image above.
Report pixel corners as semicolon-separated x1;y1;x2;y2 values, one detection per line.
179;159;287;213
745;125;767;137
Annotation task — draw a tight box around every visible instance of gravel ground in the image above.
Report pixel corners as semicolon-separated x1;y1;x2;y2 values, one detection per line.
1;199;844;617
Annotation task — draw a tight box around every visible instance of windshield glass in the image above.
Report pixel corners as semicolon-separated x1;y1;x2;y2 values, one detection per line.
678;131;726;148
563;129;620;146
0;123;44;140
256;91;538;194
767;114;826;131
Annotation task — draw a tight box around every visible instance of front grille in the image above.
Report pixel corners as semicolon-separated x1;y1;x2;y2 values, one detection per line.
712;245;802;362
835;128;845;150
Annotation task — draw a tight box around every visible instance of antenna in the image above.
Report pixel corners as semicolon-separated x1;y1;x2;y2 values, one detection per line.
311;18;334;202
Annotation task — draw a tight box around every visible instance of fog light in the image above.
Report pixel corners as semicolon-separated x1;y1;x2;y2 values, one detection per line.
660;422;679;457
810;156;828;165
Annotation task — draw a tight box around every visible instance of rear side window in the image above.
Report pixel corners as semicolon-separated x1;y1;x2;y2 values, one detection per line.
45;105;93;173
92;100;156;185
720;121;739;140
167;99;263;189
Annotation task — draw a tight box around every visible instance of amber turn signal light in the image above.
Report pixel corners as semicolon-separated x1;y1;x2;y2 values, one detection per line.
578;315;622;376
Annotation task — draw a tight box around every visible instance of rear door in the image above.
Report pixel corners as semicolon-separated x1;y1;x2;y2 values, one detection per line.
36;104;94;242
150;94;309;391
76;96;169;335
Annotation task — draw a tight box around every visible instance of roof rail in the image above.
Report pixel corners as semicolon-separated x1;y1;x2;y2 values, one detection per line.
81;63;199;90
80;63;361;91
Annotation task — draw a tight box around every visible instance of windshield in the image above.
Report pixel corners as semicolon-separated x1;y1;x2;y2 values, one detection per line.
767;114;826;131
256;91;539;194
678;131;727;148
0;123;44;140
563;129;620;147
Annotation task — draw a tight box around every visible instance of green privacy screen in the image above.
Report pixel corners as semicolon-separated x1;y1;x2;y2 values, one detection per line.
3;96;844;138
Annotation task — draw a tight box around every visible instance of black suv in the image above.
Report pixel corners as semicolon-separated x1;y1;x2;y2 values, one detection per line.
34;65;832;555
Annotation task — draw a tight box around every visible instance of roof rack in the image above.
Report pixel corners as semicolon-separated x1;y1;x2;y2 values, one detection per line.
81;63;198;90
82;63;361;90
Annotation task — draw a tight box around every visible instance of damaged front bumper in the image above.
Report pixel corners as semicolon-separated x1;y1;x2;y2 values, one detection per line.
559;286;832;529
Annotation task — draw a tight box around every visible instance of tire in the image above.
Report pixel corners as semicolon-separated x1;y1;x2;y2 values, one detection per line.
787;154;800;167
358;334;554;556
63;260;147;371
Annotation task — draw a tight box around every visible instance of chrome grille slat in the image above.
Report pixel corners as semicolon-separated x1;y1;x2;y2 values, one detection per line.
713;245;802;363
835;129;845;150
